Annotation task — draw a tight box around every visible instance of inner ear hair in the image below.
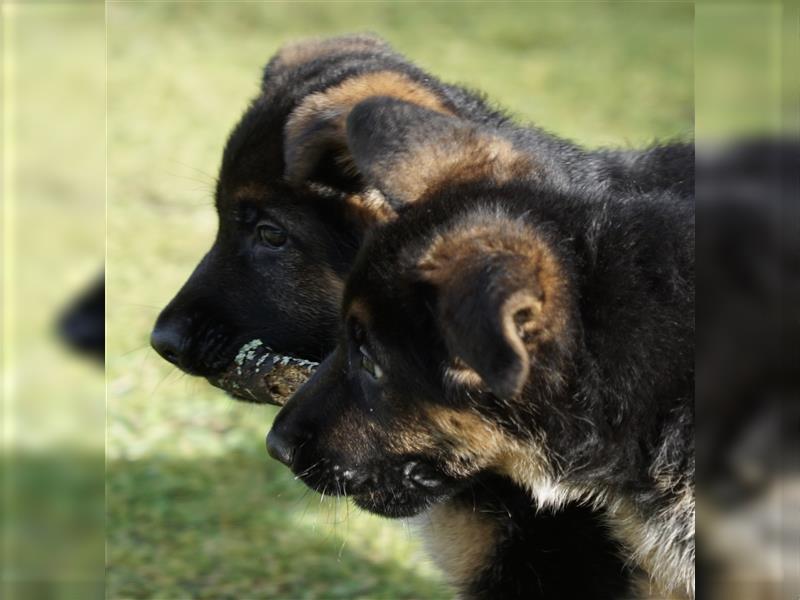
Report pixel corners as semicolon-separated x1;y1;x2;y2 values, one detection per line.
503;289;544;349
342;188;397;228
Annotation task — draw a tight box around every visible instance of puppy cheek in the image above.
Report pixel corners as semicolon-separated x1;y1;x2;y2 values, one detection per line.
424;407;513;477
324;406;384;465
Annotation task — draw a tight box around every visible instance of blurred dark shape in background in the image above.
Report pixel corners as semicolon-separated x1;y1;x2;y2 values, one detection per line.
57;272;105;363
695;2;799;596
696;139;799;599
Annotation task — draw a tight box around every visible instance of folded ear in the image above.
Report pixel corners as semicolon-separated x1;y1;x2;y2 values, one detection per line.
418;215;572;399
283;71;453;186
346;98;534;205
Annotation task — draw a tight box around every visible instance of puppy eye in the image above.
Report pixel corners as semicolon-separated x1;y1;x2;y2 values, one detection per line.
257;223;287;248
359;345;383;380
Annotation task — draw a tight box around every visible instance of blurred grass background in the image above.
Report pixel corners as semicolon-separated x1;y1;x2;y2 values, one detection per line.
106;3;692;598
2;4;105;599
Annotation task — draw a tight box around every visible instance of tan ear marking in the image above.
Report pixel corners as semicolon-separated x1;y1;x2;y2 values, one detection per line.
419;215;571;396
284;71;453;183
342;188;397;227
378;134;537;205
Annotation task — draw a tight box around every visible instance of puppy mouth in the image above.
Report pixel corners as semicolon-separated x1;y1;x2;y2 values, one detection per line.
351;482;455;518
296;459;458;518
207;339;318;406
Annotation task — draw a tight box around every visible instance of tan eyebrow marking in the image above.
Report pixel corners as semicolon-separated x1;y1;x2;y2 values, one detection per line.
232;183;268;201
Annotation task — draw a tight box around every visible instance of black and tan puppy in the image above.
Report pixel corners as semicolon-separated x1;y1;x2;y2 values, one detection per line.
268;99;695;598
151;34;689;598
151;33;691;390
150;34;511;383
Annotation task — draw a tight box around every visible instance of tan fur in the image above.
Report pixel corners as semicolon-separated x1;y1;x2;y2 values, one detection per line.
267;35;389;77
233;183;268;201
415;405;695;597
398;405;554;485
500;448;696;598
378;134;536;204
284;71;453;183
610;489;695;598
346;298;373;328
442;363;485;389
418;502;498;594
349;214;691;596
418;211;572;385
343;188;396;227
376;402;516;478
631;571;691;599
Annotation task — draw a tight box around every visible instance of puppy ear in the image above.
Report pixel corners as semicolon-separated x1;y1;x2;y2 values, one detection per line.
346;98;534;205
283;71;452;186
263;34;391;87
419;216;571;399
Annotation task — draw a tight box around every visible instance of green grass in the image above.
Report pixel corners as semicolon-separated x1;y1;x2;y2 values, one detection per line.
106;3;692;598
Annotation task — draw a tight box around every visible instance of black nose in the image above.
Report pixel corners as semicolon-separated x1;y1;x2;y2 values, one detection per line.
150;323;185;366
266;429;295;467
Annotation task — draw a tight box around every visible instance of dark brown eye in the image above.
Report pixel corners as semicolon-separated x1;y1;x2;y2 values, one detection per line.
257;223;287;248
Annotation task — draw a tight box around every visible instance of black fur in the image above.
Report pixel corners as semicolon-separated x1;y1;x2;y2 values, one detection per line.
151;36;692;598
269;98;694;595
151;35;508;375
152;34;691;378
460;474;633;599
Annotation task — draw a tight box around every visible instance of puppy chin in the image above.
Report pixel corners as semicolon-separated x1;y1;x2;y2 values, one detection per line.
353;491;432;518
352;486;457;518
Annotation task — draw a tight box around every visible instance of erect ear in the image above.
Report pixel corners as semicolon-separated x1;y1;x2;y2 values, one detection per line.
418;214;572;399
283;71;453;186
346;98;535;205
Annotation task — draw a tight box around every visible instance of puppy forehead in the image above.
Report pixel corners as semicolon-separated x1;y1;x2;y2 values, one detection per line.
231;182;269;202
215;179;270;211
215;180;340;217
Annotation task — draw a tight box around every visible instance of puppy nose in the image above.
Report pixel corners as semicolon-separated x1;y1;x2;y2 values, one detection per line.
266;429;295;467
150;323;184;366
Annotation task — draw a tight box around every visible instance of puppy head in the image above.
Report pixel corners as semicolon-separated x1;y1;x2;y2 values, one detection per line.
152;46;417;384
269;203;576;517
268;105;575;517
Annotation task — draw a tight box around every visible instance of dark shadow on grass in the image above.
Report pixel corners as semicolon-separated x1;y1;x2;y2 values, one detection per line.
107;452;449;599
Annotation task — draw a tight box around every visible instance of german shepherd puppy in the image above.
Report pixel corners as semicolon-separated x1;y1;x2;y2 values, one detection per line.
151;35;689;597
151;34;691;386
267;98;695;598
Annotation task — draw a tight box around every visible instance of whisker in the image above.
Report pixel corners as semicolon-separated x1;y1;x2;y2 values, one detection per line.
294;460;322;479
149;365;181;397
120;344;151;357
169;159;217;183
